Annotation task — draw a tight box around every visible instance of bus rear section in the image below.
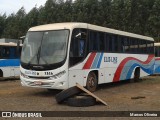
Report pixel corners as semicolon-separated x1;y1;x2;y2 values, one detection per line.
154;43;160;74
0;42;22;78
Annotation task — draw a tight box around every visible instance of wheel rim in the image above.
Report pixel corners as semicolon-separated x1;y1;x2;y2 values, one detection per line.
88;76;95;88
87;73;97;92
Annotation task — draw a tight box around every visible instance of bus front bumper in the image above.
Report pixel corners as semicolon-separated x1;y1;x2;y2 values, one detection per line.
20;75;68;90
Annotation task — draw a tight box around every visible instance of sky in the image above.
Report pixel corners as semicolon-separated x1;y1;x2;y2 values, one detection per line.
0;0;47;15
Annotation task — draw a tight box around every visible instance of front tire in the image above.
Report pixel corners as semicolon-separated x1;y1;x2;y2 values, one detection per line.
86;72;98;92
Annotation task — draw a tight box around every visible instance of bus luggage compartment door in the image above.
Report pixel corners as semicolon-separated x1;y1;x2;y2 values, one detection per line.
69;70;84;88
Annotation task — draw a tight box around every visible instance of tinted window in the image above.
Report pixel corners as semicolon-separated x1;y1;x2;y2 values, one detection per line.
99;32;105;51
89;31;99;51
69;28;87;66
86;29;154;55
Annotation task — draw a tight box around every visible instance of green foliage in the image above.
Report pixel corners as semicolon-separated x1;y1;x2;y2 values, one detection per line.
0;0;159;41
26;7;39;28
148;0;160;41
3;7;26;39
0;13;6;37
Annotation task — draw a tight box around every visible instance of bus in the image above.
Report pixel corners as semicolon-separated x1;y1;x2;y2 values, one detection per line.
154;43;160;74
0;42;22;78
20;23;154;92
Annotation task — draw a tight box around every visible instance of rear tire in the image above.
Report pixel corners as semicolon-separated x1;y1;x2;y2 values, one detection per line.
130;68;140;83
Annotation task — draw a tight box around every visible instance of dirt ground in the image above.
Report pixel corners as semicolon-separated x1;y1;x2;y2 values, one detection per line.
0;76;160;120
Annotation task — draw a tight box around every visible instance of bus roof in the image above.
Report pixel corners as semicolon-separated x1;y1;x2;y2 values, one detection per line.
29;22;154;41
154;43;160;46
0;42;23;47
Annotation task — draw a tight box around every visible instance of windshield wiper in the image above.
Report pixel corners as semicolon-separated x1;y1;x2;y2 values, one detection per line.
37;46;41;64
27;46;41;68
26;46;50;69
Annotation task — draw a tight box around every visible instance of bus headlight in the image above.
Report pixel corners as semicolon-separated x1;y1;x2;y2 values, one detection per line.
21;72;29;78
50;70;66;79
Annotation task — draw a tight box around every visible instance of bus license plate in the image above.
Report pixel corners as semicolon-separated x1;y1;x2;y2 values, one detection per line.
34;81;42;85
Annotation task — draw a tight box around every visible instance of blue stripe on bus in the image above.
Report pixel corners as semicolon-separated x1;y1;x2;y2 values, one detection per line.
91;53;101;69
0;59;20;67
126;61;154;80
97;53;103;68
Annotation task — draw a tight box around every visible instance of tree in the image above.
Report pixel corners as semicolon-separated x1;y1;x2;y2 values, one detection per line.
111;0;131;30
38;0;58;24
148;0;160;41
58;0;73;22
3;7;26;38
0;14;6;37
26;6;39;29
99;0;112;27
0;0;159;40
16;7;27;37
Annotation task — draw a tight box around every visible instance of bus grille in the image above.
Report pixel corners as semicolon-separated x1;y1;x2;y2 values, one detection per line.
28;76;50;79
25;81;55;87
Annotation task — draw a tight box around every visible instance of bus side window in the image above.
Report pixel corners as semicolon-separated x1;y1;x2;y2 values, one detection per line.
158;46;160;56
0;47;2;58
89;31;99;51
105;34;109;52
109;35;113;52
139;39;146;54
155;47;158;57
2;47;10;59
69;28;87;66
119;36;124;52
114;35;118;52
123;37;129;53
79;39;85;56
9;47;16;59
147;41;154;56
99;32;105;51
134;39;139;53
105;34;113;52
71;31;86;57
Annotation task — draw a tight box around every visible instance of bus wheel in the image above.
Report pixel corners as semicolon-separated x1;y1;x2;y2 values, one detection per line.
86;72;98;92
0;70;3;77
131;68;140;82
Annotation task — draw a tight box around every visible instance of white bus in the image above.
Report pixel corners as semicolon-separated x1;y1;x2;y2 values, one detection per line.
0;42;22;78
154;43;160;74
20;23;154;92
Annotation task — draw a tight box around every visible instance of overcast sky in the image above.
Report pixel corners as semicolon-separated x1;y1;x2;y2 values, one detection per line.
0;0;47;15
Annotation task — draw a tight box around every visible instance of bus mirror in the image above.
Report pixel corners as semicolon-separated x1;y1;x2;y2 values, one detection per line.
75;32;86;39
20;36;25;44
20;36;25;39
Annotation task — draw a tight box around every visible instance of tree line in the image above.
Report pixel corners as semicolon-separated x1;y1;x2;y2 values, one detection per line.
0;0;159;41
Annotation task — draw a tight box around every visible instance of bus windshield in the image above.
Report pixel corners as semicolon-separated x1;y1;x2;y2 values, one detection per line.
21;30;69;66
